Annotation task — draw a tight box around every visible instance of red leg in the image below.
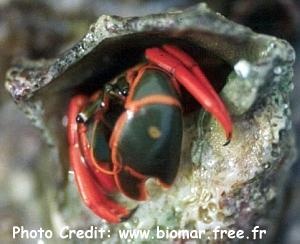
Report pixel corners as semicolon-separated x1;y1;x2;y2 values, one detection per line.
162;45;227;112
67;95;129;223
145;46;232;143
69;95;116;193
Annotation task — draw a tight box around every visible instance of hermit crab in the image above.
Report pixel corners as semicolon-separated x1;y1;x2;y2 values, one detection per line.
67;45;233;223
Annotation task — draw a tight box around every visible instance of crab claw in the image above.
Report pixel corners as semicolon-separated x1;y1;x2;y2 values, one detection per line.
67;95;129;223
145;46;233;143
77;122;117;193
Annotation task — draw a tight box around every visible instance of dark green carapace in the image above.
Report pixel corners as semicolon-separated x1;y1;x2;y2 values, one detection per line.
85;69;183;200
115;69;183;199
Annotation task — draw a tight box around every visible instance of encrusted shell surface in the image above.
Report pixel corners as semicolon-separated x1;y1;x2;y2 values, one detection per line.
5;3;296;243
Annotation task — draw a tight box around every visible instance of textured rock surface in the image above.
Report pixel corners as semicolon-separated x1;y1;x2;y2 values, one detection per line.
4;3;297;243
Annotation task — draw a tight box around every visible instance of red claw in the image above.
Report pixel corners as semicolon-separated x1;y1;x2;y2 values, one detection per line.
67;95;129;223
145;45;233;143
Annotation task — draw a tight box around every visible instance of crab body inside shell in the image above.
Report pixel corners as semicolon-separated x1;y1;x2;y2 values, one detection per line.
67;45;232;223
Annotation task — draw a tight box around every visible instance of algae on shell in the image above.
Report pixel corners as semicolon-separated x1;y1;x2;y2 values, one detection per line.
5;3;296;242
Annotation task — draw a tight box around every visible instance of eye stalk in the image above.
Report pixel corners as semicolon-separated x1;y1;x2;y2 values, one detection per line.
75;81;130;124
75;98;104;124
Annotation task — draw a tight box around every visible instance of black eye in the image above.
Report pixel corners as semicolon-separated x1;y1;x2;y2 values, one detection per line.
76;114;86;123
121;87;129;96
